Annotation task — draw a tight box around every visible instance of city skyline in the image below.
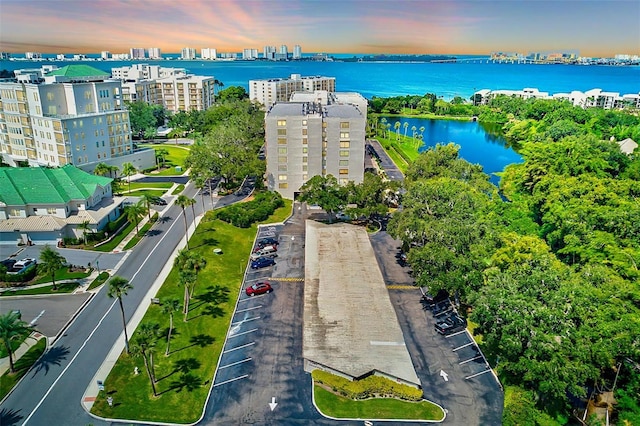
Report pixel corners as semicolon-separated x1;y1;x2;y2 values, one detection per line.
1;0;639;57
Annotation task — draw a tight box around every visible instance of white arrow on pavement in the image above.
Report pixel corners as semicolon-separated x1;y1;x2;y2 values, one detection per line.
269;396;278;411
440;369;449;382
30;310;45;326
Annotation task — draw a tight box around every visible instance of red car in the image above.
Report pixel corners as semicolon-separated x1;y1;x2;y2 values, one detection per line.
245;281;273;296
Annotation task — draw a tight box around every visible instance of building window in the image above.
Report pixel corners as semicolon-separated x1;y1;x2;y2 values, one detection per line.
302;147;308;153
302;128;307;135
278;137;287;145
47;207;56;214
302;156;308;163
339;178;348;185
9;208;20;216
278;175;287;181
279;183;288;189
277;129;287;136
302;138;307;144
340;132;350;139
341;122;350;129
302;120;307;126
278;156;287;163
339;160;349;166
277;120;286;126
339;150;349;157
303;174;308;180
339;169;349;175
278;147;287;154
278;165;287;171
340;141;350;148
302;165;308;171
47;92;55;101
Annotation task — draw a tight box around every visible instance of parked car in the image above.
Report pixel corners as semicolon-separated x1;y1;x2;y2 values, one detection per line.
0;258;16;270
245;281;273;296
435;314;467;335
251;257;276;269
8;258;37;274
150;196;167;206
257;237;278;248
253;244;277;253
250;245;278;261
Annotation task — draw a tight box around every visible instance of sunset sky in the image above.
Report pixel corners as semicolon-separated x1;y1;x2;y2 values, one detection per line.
1;0;638;57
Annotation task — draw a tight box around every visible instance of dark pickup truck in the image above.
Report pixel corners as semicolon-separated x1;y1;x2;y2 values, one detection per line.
435;314;467;335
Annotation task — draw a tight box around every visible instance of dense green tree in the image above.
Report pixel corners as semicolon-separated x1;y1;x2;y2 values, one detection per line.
126;101;165;136
298;175;346;222
124;201;146;235
216;86;248;102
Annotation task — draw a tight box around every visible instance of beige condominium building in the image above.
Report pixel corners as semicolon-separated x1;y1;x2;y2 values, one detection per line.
0;64;135;168
250;74;336;109
265;90;367;199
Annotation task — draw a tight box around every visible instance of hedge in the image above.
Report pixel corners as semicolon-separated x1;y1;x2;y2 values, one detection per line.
312;370;423;401
215;191;284;228
0;264;38;284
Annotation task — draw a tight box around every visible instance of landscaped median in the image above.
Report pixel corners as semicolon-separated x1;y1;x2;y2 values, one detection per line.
90;199;292;423
312;370;446;422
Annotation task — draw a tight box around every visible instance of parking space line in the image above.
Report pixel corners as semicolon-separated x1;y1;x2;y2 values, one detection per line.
231;316;260;326
453;342;475;351
236;305;262;313
459;355;483;365
466;369;491;379
445;330;467;338
223;342;255;354
214;375;249;387
228;328;258;338
219;358;252;369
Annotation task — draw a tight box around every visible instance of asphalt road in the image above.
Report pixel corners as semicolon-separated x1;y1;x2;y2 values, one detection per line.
0;182;205;426
367;139;405;181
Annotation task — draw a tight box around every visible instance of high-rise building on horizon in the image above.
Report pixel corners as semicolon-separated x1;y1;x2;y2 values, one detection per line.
243;48;258;60
293;45;302;60
264;46;277;60
201;48;217;60
101;51;111;60
181;47;197;60
148;47;162;59
130;48;146;60
25;52;42;59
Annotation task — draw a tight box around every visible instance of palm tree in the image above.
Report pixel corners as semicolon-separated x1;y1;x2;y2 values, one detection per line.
125;201;147;235
411;125;417;139
121;162;136;194
130;322;160;396
403;122;409;139
167;127;183;145
39;245;66;291
0;311;33;373
107;276;133;354
108;164;119;179
141;193;155;221
419;126;425;140
155;148;169;171
173;248;207;299
194;177;206;209
385;123;391;138
394;121;401;140
379;117;387;137
162;298;181;356
77;220;91;245
175;195;193;249
93;162;111;177
178;270;196;321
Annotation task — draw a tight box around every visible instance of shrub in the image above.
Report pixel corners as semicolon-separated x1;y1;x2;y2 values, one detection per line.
0;264;38;284
312;370;423;401
215;191;284;228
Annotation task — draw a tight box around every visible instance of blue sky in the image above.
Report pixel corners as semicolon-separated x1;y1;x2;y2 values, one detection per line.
1;0;638;56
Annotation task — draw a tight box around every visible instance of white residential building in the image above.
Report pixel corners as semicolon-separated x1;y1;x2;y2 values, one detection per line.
0;64;153;172
293;45;302;59
130;48;146;60
201;48;217;60
25;52;42;60
249;74;336;109
156;74;215;112
148;47;162;59
112;53;131;60
111;64;186;81
101;51;111;60
264;90;367;199
243;49;259;60
181;48;197;60
264;46;277;60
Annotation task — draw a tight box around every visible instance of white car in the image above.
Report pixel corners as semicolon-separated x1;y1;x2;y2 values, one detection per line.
8;258;37;274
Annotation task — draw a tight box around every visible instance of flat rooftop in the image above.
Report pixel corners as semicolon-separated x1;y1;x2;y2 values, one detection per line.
303;220;420;386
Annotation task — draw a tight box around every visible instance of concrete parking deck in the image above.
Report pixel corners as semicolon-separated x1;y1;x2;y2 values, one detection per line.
303;220;420;387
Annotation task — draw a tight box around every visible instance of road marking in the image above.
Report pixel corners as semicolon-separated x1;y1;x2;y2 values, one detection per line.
268;277;304;282
445;330;467;338
228;328;258;338
370;341;405;346
231;316;260;326
440;370;449;382
223;342;255;354
466;369;491;379
459;356;483;365
214;374;249;387
386;284;417;290
453;342;475;351
219;358;252;369
269;396;278;411
236;305;262;313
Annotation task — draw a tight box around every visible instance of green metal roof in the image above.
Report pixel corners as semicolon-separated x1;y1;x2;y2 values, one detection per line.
45;64;109;78
0;165;112;206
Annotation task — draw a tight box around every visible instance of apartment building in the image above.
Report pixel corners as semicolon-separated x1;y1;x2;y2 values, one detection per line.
156;75;215;112
0;65;142;169
111;64;187;81
181;48;197;60
264;90;367;199
264;46;277;60
474;87;640;109
243;49;259;60
148;47;162;59
130;48;146;59
293;45;302;60
249;74;336;109
201;48;217;60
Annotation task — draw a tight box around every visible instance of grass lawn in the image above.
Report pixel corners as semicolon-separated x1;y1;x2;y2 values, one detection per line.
125;182;173;191
313;385;445;421
0;282;80;297
171;184;185;195
92;220;136;252
31;267;91;284
87;272;110;291
0;338;46;400
123;218;157;250
91;200;293;423
124;189;167;198
139;144;191;176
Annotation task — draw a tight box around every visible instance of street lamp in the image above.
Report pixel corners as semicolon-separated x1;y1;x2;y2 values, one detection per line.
96;260;100;274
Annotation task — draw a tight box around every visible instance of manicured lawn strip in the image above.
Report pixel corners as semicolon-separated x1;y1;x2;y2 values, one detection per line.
171;184;185;195
87;272;110;291
92;220;136;252
384;111;473;121
126;182;173;191
139;144;191;176
313;385;445;421
123;219;156;250
0;338;46;400
0;338;23;358
91;202;292;423
0;282;79;297
31;268;91;284
124;189;166;198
